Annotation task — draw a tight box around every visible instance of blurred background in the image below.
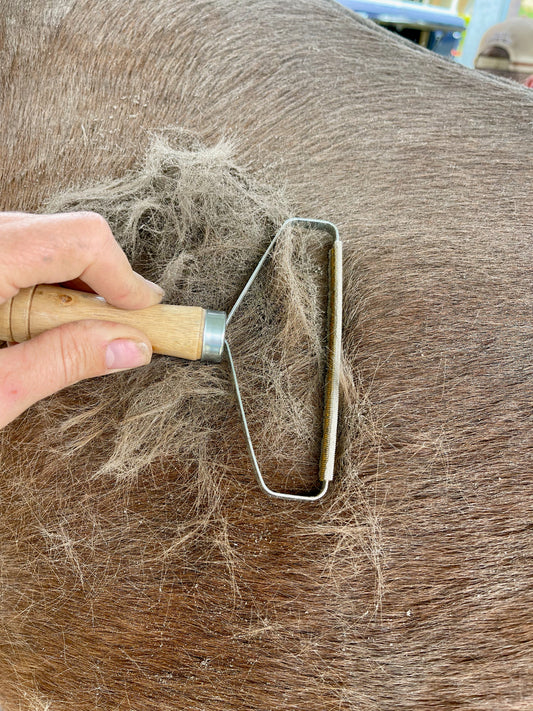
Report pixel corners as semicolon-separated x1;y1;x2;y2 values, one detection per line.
337;0;533;83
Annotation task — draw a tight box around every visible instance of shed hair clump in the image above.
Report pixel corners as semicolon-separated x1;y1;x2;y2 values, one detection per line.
37;131;340;494
0;133;380;711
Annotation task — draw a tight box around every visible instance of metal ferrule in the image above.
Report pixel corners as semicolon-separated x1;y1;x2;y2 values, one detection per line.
201;310;226;362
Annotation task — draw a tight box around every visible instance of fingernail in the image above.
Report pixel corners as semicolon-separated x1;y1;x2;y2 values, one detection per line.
144;279;165;296
141;275;165;298
105;339;151;371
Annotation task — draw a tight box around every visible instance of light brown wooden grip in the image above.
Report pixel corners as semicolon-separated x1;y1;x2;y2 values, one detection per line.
0;285;206;360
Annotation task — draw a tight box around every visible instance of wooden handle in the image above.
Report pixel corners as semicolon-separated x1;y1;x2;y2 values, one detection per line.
0;285;208;360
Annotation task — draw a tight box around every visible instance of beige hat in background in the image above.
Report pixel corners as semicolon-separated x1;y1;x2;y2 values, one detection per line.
475;17;533;77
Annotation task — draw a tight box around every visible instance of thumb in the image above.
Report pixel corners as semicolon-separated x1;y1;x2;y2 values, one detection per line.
0;320;152;428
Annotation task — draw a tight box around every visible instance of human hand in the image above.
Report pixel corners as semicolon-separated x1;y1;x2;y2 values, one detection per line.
0;211;163;429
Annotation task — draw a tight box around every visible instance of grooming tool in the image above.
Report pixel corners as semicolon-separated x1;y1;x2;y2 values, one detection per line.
0;218;342;501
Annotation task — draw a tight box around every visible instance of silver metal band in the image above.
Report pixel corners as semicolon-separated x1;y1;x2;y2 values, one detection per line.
201;310;226;362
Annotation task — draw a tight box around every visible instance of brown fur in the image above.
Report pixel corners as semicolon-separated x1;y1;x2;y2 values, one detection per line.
0;1;532;709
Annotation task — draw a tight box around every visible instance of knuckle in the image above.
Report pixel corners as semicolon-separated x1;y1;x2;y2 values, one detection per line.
76;210;108;228
86;210;112;236
76;211;114;253
56;324;95;385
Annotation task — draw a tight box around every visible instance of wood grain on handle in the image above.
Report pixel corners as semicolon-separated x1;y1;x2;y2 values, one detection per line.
0;285;206;360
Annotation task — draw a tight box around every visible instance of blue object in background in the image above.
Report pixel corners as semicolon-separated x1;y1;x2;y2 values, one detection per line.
336;0;466;58
428;29;466;57
339;0;465;30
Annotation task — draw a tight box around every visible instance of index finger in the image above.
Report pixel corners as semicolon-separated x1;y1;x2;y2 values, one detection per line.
0;212;164;309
